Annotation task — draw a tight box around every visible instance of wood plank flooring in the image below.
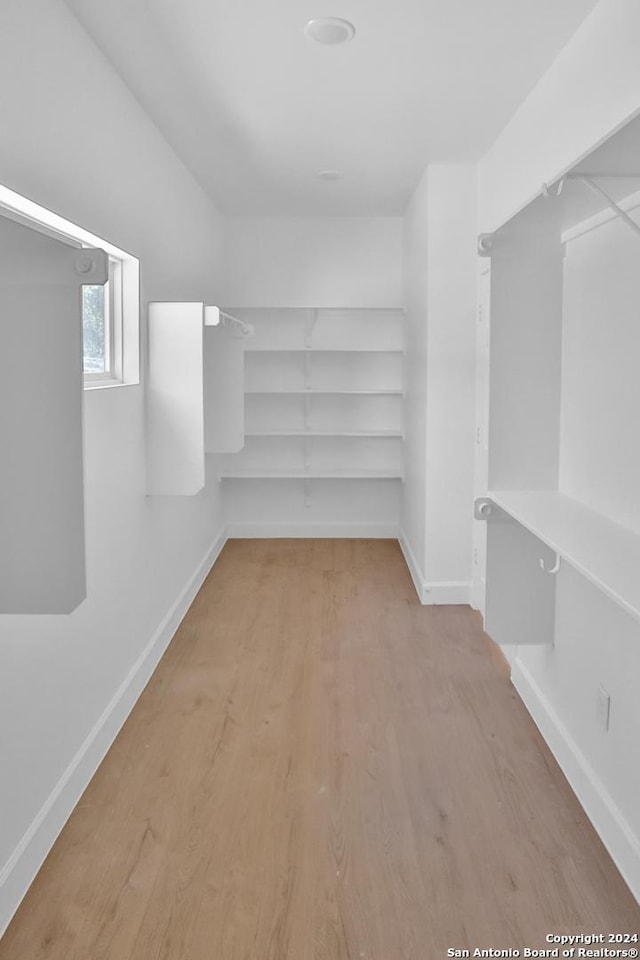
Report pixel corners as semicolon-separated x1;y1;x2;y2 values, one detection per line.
1;539;638;958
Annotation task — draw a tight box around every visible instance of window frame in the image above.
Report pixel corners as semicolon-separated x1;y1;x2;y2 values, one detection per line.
82;259;120;386
0;184;139;390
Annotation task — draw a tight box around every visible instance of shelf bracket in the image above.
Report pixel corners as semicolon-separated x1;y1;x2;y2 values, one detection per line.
541;178;565;199
305;308;318;348
572;175;640;240
304;477;311;508
304;350;311;390
304;393;311;432
474;497;494;520
543;174;640;241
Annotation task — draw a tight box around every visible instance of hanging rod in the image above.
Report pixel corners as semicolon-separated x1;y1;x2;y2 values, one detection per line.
205;305;254;337
541;174;640;239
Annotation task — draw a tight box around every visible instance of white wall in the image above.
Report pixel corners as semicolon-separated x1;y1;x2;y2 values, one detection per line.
220;217;403;307
560;213;640;533
513;569;640;901
401;171;429;593
479;0;640;233
423;167;477;599
401;166;477;604
0;0;227;934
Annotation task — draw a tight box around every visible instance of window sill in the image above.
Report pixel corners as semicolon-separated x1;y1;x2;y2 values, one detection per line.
84;378;132;391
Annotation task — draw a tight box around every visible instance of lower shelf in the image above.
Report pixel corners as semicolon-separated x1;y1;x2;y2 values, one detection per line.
220;470;404;480
244;430;403;438
245;389;404;396
487;490;640;622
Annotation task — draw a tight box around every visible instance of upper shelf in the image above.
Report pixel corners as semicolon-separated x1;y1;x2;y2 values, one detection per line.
230;306;405;354
245;347;404;354
487;490;640;623
244;429;403;438
245;388;403;396
220;468;404;481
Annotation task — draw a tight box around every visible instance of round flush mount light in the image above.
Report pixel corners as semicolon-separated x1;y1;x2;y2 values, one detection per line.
316;170;341;181
304;17;356;45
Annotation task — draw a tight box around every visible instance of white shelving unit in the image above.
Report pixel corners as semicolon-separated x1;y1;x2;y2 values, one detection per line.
220;307;405;533
474;113;640;645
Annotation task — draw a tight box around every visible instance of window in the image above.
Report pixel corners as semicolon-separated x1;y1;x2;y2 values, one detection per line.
0;183;139;389
82;283;109;375
82;258;124;384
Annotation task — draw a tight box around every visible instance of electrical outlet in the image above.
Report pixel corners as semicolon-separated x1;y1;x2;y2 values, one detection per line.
596;685;611;732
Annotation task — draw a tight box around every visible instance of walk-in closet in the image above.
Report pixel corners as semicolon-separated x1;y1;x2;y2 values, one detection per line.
1;0;639;953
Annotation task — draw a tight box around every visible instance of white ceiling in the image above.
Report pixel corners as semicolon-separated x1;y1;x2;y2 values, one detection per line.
64;0;600;216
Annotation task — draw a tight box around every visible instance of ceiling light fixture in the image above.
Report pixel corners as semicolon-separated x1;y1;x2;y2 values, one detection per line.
316;170;341;181
304;17;356;45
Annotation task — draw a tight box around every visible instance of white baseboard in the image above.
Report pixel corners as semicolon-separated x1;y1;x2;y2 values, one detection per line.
423;581;471;604
398;528;426;601
225;521;399;539
0;527;228;939
512;657;640;905
398;530;470;605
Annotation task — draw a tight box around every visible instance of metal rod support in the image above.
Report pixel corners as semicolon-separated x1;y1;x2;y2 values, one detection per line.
219;310;255;337
539;554;561;576
573;176;640;239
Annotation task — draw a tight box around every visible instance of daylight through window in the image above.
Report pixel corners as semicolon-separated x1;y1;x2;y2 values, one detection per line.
82;283;108;374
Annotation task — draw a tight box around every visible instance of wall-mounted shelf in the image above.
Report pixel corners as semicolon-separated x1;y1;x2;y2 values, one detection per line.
245;429;404;438
487;491;640;623
220;469;404;480
221;307;405;526
245;347;404;354
245;388;404;396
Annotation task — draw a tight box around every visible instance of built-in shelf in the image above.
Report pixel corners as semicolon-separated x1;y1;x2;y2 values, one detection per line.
221;307;405;520
245;347;404;354
245;389;403;396
221;469;404;480
488;490;640;623
244;429;403;438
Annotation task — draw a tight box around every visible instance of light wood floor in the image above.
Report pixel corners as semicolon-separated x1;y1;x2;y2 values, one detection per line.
2;539;638;958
